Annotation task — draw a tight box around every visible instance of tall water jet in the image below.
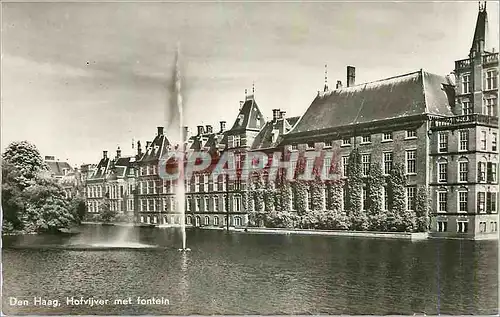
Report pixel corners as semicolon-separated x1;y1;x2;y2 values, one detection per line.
166;44;189;251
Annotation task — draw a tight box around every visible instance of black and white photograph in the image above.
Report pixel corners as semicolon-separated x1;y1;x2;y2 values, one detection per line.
1;1;499;315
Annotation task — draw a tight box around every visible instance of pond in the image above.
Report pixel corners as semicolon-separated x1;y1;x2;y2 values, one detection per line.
2;225;498;315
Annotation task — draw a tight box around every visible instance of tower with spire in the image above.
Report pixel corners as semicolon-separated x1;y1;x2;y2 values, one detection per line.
454;1;498;116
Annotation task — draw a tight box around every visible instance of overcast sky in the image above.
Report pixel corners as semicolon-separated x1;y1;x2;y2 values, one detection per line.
2;1;499;165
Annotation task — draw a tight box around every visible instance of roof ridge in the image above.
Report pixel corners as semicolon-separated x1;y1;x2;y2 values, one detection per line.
324;69;424;95
420;69;429;113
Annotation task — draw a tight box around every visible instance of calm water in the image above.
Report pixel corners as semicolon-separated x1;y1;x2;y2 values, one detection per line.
2;225;498;315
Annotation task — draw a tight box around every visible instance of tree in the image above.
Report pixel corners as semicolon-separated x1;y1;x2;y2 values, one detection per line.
2;141;48;188
346;148;368;230
23;175;77;232
415;186;431;232
387;163;414;232
1;160;25;231
253;173;265;212
69;196;87;224
99;200;117;223
366;163;385;231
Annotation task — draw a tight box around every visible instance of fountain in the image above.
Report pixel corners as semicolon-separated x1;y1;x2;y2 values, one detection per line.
167;44;190;252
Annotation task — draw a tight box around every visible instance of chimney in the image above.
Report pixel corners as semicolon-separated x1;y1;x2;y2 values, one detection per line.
336;80;342;89
279;110;286;119
44;155;55;161
220;121;226;132
137;141;142;156
206;125;213;134
183;126;189;141
157;126;164;136
116;147;121;159
272;109;280;121
197;125;204;135
347;66;355;87
239;101;244;110
103;150;108;159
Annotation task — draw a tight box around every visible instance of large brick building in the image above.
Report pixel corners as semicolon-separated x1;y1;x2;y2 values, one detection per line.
83;4;498;239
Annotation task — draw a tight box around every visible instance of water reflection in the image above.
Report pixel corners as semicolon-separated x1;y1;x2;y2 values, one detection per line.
2;226;498;315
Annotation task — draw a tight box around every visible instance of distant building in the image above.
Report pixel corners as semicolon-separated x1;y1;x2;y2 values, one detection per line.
44;156;80;199
81;4;497;238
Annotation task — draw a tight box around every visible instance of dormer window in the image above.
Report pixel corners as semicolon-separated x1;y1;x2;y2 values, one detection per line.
233;135;241;148
256;116;261;128
238;114;244;126
272;129;279;143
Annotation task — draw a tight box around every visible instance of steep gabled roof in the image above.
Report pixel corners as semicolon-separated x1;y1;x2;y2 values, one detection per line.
138;134;170;163
229;96;266;133
45;160;73;177
287;70;454;136
251;116;301;150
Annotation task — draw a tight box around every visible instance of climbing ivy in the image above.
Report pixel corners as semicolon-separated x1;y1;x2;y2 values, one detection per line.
366;163;385;231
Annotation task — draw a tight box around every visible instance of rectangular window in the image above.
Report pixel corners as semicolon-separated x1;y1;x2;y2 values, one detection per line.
487;162;497;182
462;101;472;115
214;196;219;211
438;191;447;212
406;186;416;211
487;192;497;213
485;70;497;90
457;221;468;233
196;197;201;211
382;132;393;141
291;144;298;151
406;150;416;174
342;156;349;177
148;199;154;212
361;154;371;176
458;191;468;212
361;135;371;143
323;158;332;178
234;196;241;212
478;192;486;213
480;131;487;150
479;221;487;233
222;195;227;212
204;196;210;211
492;133;497;152
233;135;241;148
438;132;448;153
462;73;470;94
406;130;417;139
459;130;468;151
491;222;498;232
324;141;332;148
342;137;351;146
478;162;486;182
186;197;191;211
485;97;497;116
459;161;469;182
437;221;447;232
438;162;448;182
383;152;393;175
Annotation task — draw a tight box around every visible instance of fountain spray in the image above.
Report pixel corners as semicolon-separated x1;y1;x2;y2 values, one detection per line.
167;44;190;252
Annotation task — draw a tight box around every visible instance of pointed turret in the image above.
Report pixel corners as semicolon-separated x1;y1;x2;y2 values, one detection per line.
470;1;492;57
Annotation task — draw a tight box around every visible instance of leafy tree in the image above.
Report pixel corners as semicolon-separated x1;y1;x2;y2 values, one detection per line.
366;163;385;231
23;175;77;232
2;160;25;231
387;162;414;232
253;173;265;212
263;180;276;212
99;200;117;223
326;179;344;213
2;141;48;188
346;148;368;230
293;180;308;215
69;196;87;224
415;186;431;232
310;180;325;211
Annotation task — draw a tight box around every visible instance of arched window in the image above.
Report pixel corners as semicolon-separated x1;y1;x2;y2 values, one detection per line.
234;216;241;227
213;216;219;226
204;216;210;226
195;216;201;227
186;216;192;225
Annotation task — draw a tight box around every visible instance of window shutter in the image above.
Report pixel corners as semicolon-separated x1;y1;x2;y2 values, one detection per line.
477;193;481;212
478;163;482;182
486;193;491;212
487;162;493;182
